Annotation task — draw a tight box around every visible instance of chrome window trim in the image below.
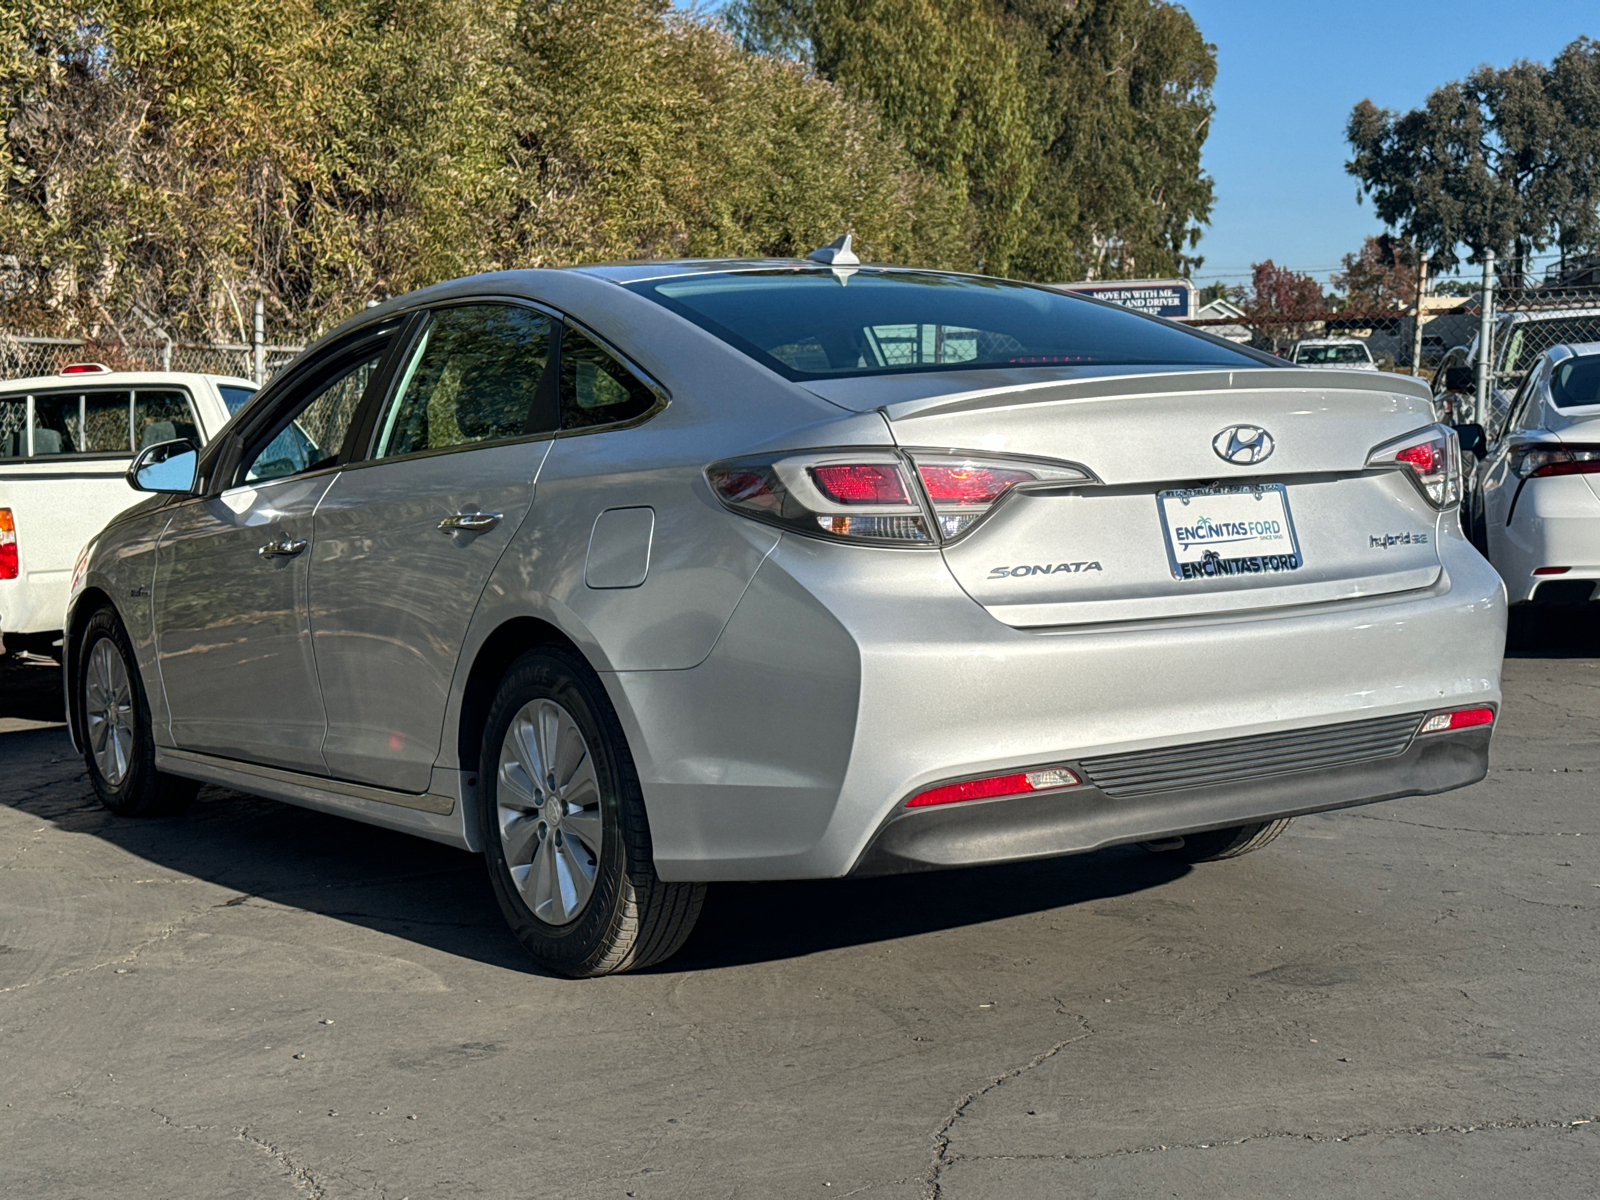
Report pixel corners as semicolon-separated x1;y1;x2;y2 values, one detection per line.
335;428;558;475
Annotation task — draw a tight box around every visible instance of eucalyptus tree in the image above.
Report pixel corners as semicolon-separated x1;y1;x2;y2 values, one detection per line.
727;0;1219;280
1346;36;1600;286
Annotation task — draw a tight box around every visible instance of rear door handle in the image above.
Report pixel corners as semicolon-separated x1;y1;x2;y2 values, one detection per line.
438;512;503;534
258;537;308;559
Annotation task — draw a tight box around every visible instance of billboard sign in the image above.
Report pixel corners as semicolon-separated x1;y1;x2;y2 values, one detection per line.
1053;278;1196;320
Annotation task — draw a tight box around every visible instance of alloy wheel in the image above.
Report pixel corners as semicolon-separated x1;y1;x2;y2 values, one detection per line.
495;698;604;926
85;638;135;786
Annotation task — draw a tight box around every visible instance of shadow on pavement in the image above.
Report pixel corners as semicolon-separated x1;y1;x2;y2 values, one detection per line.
1505;607;1600;658
3;655;1187;975
0;653;66;724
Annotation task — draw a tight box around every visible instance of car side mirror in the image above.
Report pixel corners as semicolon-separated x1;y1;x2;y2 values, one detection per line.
127;438;199;494
1452;423;1487;460
1443;365;1476;393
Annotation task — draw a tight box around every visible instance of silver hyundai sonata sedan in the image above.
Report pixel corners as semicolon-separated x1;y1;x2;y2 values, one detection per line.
64;253;1507;976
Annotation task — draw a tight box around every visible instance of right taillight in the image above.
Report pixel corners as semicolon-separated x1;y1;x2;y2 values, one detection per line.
0;509;16;580
706;449;1092;546
1367;425;1461;509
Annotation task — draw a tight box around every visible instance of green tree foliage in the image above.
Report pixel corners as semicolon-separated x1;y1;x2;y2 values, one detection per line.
1346;37;1600;285
727;0;1218;280
0;0;950;338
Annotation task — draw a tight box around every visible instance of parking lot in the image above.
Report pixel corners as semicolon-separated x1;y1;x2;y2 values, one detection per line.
2;630;1598;1199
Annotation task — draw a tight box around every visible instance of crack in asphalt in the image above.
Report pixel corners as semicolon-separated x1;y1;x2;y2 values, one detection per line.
956;1114;1600;1168
1353;813;1596;837
922;1012;1093;1200
151;1106;218;1134
0;907;209;995
237;1127;329;1198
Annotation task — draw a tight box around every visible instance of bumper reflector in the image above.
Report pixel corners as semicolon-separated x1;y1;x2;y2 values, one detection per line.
907;766;1081;808
1534;566;1571;575
1418;707;1495;735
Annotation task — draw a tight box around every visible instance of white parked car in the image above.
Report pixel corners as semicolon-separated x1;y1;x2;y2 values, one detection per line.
1288;338;1380;370
0;366;252;655
1470;342;1600;606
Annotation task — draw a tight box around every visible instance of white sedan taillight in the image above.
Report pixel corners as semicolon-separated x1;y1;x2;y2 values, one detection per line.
1511;443;1600;479
706;450;1093;546
1367;425;1461;509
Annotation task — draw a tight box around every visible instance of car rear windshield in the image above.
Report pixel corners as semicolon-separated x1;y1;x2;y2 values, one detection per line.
626;269;1266;380
1294;344;1370;365
1551;354;1600;409
1500;316;1600;374
0;388;200;459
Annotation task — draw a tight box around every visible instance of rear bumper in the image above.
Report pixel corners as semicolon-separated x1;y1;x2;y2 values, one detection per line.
852;723;1490;876
608;524;1504;883
0;574;68;637
1493;477;1600;603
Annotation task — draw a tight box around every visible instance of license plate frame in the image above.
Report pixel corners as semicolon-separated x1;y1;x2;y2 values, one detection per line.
1156;483;1304;581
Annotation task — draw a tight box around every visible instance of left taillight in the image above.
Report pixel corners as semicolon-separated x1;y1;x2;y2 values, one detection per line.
706;449;1092;546
1511;443;1600;479
1367;425;1461;509
0;509;17;580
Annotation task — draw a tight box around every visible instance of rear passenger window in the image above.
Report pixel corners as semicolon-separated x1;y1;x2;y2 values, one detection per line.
376;304;552;459
0;399;23;458
135;390;202;449
558;327;657;430
0;389;198;457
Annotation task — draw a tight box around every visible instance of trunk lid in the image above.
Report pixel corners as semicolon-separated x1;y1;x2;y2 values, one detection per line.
809;367;1447;627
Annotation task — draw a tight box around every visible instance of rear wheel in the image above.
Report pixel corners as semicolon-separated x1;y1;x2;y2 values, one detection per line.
479;646;704;977
78;608;199;817
1141;819;1292;863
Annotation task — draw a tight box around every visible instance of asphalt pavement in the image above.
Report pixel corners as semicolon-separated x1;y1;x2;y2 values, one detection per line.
3;624;1598;1199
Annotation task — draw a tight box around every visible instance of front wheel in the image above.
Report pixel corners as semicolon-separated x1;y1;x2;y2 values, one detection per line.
1141;819;1292;863
78;607;199;817
479;647;704;977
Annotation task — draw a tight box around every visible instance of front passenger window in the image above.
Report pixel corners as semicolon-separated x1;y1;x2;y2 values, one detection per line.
243;356;380;484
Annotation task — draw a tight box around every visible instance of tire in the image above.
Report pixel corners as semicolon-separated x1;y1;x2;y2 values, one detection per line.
78;607;199;817
1141;818;1292;863
478;646;704;977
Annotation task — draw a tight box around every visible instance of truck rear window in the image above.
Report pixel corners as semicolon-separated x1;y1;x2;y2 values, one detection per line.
0;389;201;459
626;269;1268;381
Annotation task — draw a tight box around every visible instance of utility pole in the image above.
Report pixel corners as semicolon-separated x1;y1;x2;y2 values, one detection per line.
1410;258;1430;377
253;297;265;385
1475;250;1497;427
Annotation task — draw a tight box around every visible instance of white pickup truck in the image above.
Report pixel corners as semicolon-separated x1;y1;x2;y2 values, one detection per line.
0;365;254;656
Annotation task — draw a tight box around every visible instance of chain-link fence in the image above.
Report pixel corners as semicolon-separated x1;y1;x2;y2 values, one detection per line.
1487;286;1600;383
1184;283;1600;417
0;333;305;385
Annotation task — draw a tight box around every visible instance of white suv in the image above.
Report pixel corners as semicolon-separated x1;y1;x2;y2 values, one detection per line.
0;366;252;655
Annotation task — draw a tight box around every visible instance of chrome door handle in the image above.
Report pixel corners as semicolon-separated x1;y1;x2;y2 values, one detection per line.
438;512;503;534
258;537;308;559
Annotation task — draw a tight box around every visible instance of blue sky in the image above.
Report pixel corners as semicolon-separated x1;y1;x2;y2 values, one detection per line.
1181;0;1596;288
